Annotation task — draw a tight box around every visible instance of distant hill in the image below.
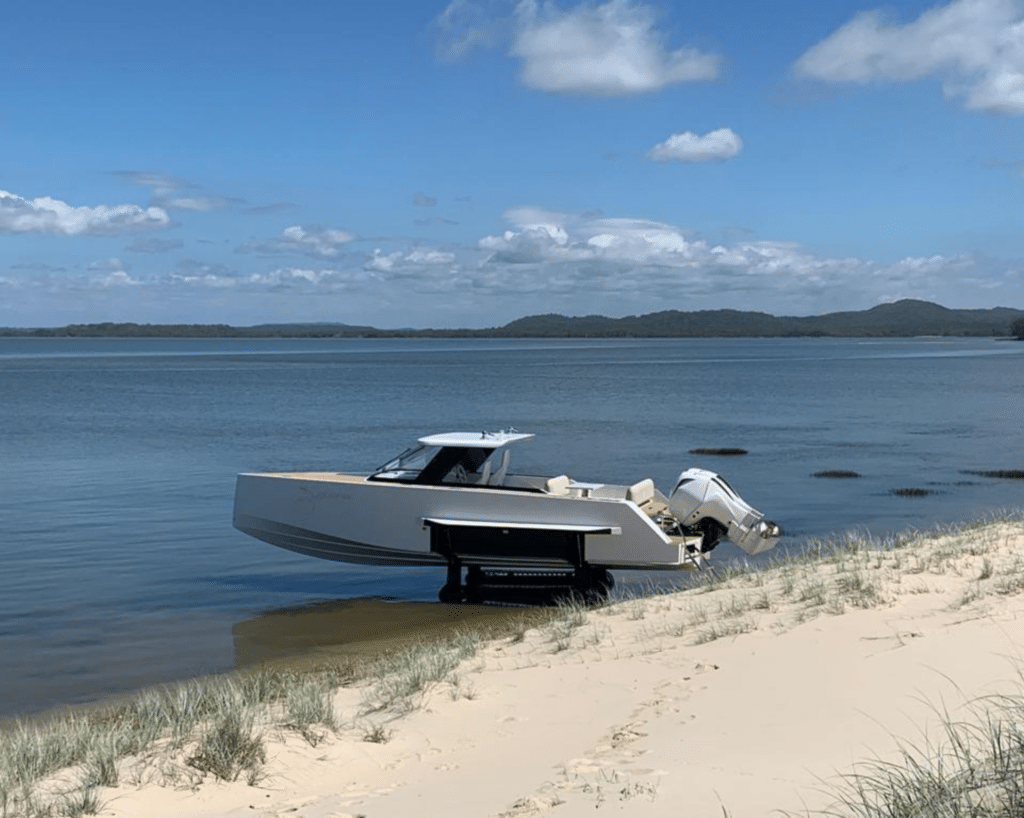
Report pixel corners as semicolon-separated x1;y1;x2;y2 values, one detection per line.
2;300;1022;338
0;321;378;338
244;322;379;335
495;300;1024;338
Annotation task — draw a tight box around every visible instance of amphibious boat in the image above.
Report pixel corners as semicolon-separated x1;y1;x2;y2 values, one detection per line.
233;430;781;601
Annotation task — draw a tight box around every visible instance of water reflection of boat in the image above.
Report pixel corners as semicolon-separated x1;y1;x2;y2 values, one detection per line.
234;430;780;602
231;598;529;669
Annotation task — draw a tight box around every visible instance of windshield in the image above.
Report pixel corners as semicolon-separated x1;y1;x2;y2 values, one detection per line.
371;443;502;484
372;444;440;479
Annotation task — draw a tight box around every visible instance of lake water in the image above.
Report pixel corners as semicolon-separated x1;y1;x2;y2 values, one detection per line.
2;336;1022;719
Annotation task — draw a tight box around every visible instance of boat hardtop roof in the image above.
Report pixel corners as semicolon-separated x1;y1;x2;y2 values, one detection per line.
418;431;534;448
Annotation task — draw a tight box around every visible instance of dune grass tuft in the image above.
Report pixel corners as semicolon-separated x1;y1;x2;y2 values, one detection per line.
283;676;336;747
58;781;104;818
361;723;392;744
542;596;592;652
359;631;481;714
185;705;266;783
0;598;572;817
801;692;1024;818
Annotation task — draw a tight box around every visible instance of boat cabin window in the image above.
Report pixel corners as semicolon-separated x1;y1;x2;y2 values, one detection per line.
371;444;441;481
416;446;491;484
371;444;496;485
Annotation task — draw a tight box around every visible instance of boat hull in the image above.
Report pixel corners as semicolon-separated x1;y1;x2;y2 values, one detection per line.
233;472;696;570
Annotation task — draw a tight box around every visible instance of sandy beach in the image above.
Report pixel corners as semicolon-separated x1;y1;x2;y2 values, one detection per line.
8;518;1024;818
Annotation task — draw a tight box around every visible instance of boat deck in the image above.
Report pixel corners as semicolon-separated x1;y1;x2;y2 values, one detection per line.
255;472;366;483
246;471;674;521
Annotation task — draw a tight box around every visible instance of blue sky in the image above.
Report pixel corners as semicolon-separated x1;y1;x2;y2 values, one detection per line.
2;0;1023;328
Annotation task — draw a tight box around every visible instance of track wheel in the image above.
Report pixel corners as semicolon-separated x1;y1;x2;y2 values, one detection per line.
464;566;484;604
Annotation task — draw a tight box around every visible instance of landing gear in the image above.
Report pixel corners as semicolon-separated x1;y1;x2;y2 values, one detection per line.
590;566;615;599
464;565;484;604
568;564;615;603
438;561;463;603
437;561;614;604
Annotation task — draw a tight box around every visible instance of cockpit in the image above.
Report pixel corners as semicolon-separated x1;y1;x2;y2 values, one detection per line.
368;431;534;487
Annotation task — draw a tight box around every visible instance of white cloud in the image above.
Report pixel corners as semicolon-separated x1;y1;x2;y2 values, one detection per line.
647;128;743;162
281;226;356;257
5;203;1021;326
366;250;402;272
794;0;1024;114
117;171;234;211
512;0;720;95
0;189;170;235
87;257;131;274
435;0;505;61
480;208;700;265
473;208;970;308
366;248;456;271
238;225;357;258
94;270;142;288
406;249;457;264
434;0;721;95
232;267;383;294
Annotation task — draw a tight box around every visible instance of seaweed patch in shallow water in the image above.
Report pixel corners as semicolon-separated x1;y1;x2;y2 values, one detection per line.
813;470;862;478
890;487;939;497
689;447;748;456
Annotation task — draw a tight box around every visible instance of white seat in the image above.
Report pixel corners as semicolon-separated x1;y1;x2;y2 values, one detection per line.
490;449;511;485
626;478;655;506
545;474;571;495
477;459;492;485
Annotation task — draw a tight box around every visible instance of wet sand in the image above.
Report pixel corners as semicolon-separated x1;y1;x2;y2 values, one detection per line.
231;596;546;668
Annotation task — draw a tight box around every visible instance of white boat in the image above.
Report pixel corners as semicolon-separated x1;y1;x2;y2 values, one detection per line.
233;430;780;601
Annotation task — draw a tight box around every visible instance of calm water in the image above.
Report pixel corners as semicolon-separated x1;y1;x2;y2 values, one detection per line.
2;336;1022;719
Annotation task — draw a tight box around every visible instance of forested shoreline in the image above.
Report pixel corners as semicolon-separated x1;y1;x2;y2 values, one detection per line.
4;299;1024;339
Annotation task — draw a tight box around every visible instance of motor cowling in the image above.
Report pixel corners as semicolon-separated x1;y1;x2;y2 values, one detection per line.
668;468;781;556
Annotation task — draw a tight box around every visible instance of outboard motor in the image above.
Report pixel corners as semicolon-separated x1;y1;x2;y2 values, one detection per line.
669;468;781;556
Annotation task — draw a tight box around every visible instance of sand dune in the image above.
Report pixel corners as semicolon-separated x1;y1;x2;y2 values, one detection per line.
10;520;1024;818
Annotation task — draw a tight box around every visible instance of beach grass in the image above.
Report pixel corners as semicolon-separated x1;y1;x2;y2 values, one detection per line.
2;513;1024;817
185;705;266;784
796;691;1024;818
358;631;481;714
